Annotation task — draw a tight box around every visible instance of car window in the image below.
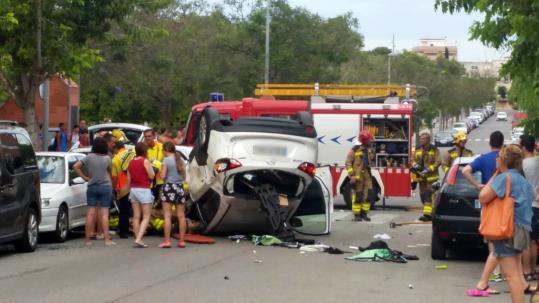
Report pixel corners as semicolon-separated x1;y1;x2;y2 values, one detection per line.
89;127;143;146
445;168;481;196
67;156;79;181
15;133;37;167
0;133;23;174
37;156;65;184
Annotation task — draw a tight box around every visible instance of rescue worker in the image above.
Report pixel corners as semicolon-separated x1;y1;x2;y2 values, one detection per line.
411;132;441;222
345;130;375;222
442;131;473;173
111;129;131;238
143;129;164;200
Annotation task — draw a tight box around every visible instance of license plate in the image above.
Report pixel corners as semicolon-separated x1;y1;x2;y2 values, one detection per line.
474;199;481;209
253;145;287;157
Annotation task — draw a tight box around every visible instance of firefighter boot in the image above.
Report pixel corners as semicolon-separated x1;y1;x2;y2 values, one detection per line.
419;203;433;222
360;202;371;222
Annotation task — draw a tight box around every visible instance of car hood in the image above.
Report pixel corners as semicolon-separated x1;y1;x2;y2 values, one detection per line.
40;183;66;199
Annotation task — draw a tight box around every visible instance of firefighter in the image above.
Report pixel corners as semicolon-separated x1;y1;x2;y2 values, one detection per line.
345;130;375;222
411;132;441;222
442;131;473;173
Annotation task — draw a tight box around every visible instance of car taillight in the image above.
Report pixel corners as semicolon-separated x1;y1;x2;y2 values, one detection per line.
214;158;242;173
438;231;449;240
298;162;316;177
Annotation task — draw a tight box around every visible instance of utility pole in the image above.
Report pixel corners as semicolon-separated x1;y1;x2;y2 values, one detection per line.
387;34;395;86
264;0;271;85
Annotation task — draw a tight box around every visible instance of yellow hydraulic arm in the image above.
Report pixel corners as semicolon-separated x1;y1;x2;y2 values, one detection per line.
254;83;416;98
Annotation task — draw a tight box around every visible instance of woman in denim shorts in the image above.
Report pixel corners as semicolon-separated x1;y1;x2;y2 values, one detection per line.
127;142;155;248
73;137;115;246
479;145;534;302
158;142;188;248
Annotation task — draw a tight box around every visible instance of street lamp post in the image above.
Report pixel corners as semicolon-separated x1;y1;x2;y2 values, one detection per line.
264;0;271;85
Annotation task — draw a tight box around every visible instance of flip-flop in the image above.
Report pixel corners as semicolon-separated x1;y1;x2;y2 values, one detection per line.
133;242;148;248
466;289;489;297
524;284;537;295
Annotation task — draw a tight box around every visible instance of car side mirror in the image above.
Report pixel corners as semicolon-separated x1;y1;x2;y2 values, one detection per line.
71;177;86;185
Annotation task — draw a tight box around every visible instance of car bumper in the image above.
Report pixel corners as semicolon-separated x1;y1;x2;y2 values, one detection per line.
39;207;59;232
433;215;484;247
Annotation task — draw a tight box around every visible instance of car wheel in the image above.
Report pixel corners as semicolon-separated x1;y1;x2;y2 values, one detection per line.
52;206;68;243
341;182;352;209
14;208;39;252
431;232;447;260
194;108;219;165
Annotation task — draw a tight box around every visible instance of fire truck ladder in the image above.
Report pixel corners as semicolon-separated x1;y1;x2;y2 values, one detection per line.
254;83;416;98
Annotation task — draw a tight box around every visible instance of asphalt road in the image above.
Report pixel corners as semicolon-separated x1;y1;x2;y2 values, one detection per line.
0;114;520;303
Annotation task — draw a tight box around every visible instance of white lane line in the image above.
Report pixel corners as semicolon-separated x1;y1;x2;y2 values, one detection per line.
484;139;489;141
474;139;481;141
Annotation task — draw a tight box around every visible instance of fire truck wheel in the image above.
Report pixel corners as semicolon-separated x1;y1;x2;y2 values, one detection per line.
296;111;313;126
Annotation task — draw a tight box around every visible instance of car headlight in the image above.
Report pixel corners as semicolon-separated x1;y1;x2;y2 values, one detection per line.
41;197;52;207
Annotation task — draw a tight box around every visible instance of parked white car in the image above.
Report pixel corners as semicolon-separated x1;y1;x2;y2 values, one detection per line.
188;108;332;236
69;122;151;151
511;127;525;143
496;111;508;121
452;122;468;135
37;152;88;242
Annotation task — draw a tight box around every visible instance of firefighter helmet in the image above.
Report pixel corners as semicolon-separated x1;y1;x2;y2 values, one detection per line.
359;130;373;145
454;131;467;144
111;129;128;143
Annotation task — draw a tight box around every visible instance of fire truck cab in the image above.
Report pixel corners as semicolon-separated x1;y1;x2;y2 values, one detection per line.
183;84;416;208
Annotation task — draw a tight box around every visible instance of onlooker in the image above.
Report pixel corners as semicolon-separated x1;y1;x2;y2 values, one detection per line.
79;129;90;147
159;142;187;248
79;119;88;133
173;128;185;146
111;130;131;239
158;128;172;143
520;135;539;281
56;122;69;152
127;142;155;248
535;141;539;156
479;144;533;302
463;130;504;294
70;124;80;149
143;129;164;200
103;133;115;155
73;137;115;246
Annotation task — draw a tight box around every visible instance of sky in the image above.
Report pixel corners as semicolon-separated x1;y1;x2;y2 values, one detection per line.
207;0;510;62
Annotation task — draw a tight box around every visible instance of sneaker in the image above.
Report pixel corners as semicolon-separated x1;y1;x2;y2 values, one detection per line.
361;213;371;222
418;215;432;222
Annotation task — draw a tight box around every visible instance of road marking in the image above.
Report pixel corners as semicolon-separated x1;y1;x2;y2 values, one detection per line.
474;139;481;141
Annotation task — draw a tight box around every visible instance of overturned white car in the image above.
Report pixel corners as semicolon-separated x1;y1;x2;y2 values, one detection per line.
187;108;332;236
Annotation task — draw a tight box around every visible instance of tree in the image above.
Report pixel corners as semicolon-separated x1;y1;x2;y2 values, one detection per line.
371;46;391;56
497;85;507;99
435;0;539;134
0;0;171;143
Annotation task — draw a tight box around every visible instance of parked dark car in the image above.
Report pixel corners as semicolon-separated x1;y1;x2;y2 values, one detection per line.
434;131;454;147
0;124;41;252
432;156;483;260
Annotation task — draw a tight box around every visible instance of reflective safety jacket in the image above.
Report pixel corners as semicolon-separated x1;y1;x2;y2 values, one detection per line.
345;145;375;181
443;147;473;172
411;144;441;182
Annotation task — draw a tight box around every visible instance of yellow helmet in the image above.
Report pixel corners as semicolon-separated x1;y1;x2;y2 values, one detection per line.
111;129;128;143
454;131;467;144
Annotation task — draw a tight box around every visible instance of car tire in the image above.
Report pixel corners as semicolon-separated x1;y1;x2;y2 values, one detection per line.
431;232;447;260
52;206;68;243
194;108;219;165
14;208;39;252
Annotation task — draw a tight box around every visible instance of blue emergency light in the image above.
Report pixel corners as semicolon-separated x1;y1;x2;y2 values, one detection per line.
210;92;224;102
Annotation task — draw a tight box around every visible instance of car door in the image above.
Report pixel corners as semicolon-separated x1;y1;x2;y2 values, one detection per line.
289;165;333;235
0;133;24;235
68;155;87;228
0;146;11;236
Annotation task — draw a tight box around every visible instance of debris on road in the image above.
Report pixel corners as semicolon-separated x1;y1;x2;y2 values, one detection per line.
435;265;448;270
224;276;230;280
408;284;413;289
228;235;249;241
254;259;263;263
346;241;418;263
373;233;391;240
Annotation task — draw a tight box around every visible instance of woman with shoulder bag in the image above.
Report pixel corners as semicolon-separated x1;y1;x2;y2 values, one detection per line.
479;145;534;302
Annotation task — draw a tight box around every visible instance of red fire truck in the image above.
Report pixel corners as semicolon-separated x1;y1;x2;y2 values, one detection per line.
182;84;416;208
